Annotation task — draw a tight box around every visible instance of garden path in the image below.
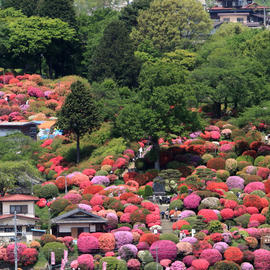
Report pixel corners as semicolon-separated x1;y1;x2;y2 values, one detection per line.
159;204;172;233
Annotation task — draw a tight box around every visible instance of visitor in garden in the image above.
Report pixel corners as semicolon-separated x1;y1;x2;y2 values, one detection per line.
161;211;165;219
165;209;169;219
139;147;143;157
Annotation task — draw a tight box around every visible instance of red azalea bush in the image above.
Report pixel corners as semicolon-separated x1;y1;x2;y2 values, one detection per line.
149;240;177;262
198;209;218;223
243;194;262;210
139;233;159;245
192;259;210;270
77;236;99;253
220;208;234;220
20;248;38;266
83;185;104;195
224;247;243;264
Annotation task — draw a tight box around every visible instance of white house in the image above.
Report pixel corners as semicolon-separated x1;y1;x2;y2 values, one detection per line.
0;194;40;242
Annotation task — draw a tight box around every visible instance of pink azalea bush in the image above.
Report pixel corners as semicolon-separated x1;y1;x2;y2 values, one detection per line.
77;236;99;253
149;240;177;261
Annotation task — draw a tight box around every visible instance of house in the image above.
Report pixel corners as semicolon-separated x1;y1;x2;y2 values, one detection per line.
0;122;38;140
51;208;108;238
0;194;40;242
209;1;270;27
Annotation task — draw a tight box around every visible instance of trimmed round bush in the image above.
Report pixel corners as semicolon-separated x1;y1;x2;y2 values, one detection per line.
98;233;115;252
99;257;127;270
77;254;94;270
42;242;67;264
159;233;179;244
198;209;218;223
77;236;99;253
224;246;243;264
149;240;177;262
213;242;229;254
226;176;245;190
241;262;254;270
39;184;59;199
144;262;162;270
192;259;210;270
200;248;222;266
50;198;70;216
168;199;183;211
170;261;186;270
119;244;138;260
207;157;225;170
213;260;241;270
114;231;133;248
183;193;201;209
244;182;265;194
137;250;154;264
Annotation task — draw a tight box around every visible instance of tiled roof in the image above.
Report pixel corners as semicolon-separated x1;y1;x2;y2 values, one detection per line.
0;194;39;202
0;214;39;220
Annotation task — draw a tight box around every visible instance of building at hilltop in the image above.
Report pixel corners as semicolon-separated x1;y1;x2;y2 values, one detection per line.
209;1;270;27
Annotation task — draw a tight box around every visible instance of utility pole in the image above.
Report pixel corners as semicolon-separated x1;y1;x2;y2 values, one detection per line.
14;211;18;270
264;0;266;27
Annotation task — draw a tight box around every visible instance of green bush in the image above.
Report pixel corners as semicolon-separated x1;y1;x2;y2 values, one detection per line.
208;220;223;233
168;199;183;211
50;198;70;217
42;242;67;264
144;185;153;198
236;155;254;164
166;160;181;169
33;184;42;197
99;257;127;270
254;156;265;166
39;184;59;199
234;214;250;228
213;260;241;270
250;190;265;198
159;233;179;243
95;170;108;176
118;223;132;229
144;262;163;270
137;250;154;265
135;158;145;170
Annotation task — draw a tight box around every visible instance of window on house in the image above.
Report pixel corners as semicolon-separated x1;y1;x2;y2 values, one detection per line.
237;18;244;23
10;205;28;214
223;18;230;22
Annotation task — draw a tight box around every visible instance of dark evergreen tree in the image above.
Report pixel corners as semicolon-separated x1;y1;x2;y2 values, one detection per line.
57;81;100;163
36;0;76;27
1;0;37;16
119;0;153;30
88;20;140;87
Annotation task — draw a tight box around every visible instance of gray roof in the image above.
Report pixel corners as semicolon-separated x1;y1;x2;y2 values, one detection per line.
51;208;108;224
0;122;38;127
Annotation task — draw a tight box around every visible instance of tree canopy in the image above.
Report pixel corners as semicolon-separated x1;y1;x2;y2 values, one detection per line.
57;80;100;163
131;0;211;51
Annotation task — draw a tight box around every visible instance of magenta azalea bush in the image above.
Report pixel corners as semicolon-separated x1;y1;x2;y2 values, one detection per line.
183;193;201;209
149;240;177;261
77;254;94;270
77;236;99;253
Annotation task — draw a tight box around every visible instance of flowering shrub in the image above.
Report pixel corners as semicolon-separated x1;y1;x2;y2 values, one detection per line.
119;244;138;260
253;249;270;270
220;208;234;220
127;258;140;270
91;176;110;186
20;248;38;266
149;240;177;261
77;236;99;253
243;194;262;209
224;247;243;263
139;233;159;245
63;193;82;204
183;193;201;209
200;248;222;266
226;176;245;190
6;243;27;263
90;195;103;207
244;182;265;194
77;254;94;270
198;209;218;223
170;261;186;270
114;231;133;248
192;259;210;270
207;157;225;170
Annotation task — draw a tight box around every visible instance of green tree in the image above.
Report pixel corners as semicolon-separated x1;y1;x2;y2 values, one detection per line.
115;84;202;169
131;0;211;51
88;20;140;87
1;0;37;16
119;0;153;30
36;0;76;27
1;14;76;76
77;8;119;75
57;80;100;163
0;160;41;196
